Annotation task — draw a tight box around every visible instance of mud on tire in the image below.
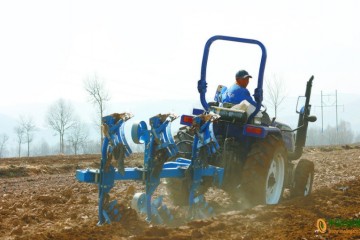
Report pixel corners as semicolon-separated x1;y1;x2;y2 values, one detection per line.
240;135;287;206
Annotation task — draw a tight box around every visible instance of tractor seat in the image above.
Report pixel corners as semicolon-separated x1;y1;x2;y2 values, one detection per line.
210;106;247;125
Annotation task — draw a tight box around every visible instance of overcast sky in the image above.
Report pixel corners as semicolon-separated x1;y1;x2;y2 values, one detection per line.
0;0;359;120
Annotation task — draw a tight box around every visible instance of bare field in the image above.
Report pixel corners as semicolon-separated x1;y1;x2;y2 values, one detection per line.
1;146;360;240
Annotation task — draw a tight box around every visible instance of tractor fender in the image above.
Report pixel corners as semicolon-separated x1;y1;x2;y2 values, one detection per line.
243;124;281;139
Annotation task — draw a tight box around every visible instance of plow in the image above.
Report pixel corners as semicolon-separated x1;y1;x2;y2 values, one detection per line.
77;112;224;224
76;35;317;225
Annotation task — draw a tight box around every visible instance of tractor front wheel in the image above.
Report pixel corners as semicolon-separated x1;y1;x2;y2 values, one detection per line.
291;159;314;197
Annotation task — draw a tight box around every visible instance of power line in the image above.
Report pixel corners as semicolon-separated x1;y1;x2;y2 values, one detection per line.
314;90;344;133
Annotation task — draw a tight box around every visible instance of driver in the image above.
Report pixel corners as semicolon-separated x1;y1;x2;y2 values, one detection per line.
221;69;256;106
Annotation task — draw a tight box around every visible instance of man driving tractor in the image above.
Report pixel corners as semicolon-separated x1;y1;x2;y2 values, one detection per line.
221;69;256;106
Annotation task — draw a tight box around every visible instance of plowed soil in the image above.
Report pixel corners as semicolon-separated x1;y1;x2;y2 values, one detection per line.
1;146;360;240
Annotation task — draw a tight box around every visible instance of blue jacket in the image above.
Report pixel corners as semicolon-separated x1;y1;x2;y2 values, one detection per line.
221;84;256;105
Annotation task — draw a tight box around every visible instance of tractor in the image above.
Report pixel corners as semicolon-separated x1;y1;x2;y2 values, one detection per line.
167;35;317;206
76;35;317;225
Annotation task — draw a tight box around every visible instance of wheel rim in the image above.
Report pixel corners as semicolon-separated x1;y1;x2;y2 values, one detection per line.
266;152;285;204
304;173;312;196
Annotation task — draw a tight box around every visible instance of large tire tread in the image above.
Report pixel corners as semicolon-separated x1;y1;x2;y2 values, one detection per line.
240;135;287;206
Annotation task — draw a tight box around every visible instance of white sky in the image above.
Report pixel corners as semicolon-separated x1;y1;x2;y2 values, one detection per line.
0;0;359;115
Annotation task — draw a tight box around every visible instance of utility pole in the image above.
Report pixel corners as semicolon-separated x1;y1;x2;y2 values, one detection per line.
316;90;343;132
315;90;344;143
336;90;338;132
321;91;324;133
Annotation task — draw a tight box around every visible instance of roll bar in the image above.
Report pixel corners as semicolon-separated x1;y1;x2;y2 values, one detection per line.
197;35;267;122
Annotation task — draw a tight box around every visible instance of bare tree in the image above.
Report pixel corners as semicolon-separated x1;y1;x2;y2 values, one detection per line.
20;116;37;157
265;74;287;118
0;134;9;158
14;125;25;157
67;121;89;155
84;73;110;148
46;99;75;154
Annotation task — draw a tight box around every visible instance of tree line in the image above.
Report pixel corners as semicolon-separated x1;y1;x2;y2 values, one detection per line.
0;74;109;158
1;74;360;157
306;120;360;146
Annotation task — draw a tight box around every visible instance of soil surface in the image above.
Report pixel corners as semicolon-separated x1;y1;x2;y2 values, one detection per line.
1;146;360;240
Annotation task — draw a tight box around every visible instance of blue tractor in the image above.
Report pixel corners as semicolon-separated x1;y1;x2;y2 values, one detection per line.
166;35;317;206
76;35;317;225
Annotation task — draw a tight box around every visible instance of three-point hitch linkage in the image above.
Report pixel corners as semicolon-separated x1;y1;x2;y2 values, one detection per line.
76;112;224;225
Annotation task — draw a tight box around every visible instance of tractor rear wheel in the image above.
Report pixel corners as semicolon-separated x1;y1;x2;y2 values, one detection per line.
291;159;314;197
241;135;287;205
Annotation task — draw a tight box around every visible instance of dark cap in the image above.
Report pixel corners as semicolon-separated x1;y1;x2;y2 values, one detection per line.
235;70;252;79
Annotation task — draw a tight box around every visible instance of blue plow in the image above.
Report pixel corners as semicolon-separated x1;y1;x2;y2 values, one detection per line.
76;112;224;225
